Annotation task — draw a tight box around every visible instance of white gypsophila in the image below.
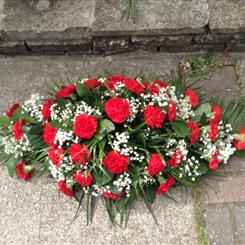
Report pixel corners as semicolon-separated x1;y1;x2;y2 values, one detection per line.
75;101;101;119
54;130;74;146
177;95;195;120
110;132;145;162
50;102;74;125
91;184;103;197
113;172;132;196
142;174;156;186
1;134;32;158
166;139;188;161
178;156;201;181
22;93;45;122
49;156;76;181
127;97;145;122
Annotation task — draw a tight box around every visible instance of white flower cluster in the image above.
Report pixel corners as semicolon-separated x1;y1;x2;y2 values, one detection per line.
113;172;132;196
166;139;188;161
110;132;144;162
1;134;32;158
54;130;76;146
127;97;144;122
199;122;236;163
142;173;156;186
177;96;195;120
50;103;74;125
178;156;201;181
22;93;45;122
75;101;101;118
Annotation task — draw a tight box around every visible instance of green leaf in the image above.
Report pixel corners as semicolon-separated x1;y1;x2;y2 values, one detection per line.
136;132;146;147
93;168;113;186
76;82;91;97
144;184;156;204
11;108;36;123
194;103;212;117
26;125;46;149
50;120;71;132
235;150;245;157
98;119;115;134
7;155;21;177
172;121;190;137
0;116;10;127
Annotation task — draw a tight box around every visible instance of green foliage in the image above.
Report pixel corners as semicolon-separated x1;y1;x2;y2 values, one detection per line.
76;82;91;97
0;116;10;128
171;121;190;137
7;155;21;177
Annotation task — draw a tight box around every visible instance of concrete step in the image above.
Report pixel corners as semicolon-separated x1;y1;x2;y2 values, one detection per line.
0;0;244;54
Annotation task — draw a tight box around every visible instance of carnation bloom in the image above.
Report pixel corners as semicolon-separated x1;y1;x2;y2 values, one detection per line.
42;100;53;121
105;98;131;124
233;128;245;150
147;154;165;176
185;88;198;107
48;147;64;168
209;151;222;171
13;120;24;141
123;77;144;95
102;191;126;200
56;84;76;98
105;74;125;90
83;78;101;89
167;100;177;122
102;151;129;174
187;120;199;145
144;105;165;128
57;181;74;197
6;103;20;118
168;150;184;168
149;80;168;94
212;105;222;122
209;119;218;141
73;114;98;139
43;123;58;147
157;177;176;194
16;162;35;181
69;143;91;165
73;172;93;187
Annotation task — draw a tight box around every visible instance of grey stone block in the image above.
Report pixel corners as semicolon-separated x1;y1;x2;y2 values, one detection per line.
92;0;209;36
204;205;235;245
208;0;245;33
234;206;245;244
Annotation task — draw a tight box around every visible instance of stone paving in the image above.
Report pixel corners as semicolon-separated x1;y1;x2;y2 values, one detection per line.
0;0;244;54
0;51;245;245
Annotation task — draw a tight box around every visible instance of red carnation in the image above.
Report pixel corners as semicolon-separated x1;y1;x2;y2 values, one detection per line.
57;181;74;197
168;100;177;122
212;105;222;122
56;84;76;98
149;80;168;94
105;98;131;124
123;77;144;95
69;143;91;165
143;81;150;88
7;103;20;118
209;151;222;171
48;147;64;168
73;172;93;187
83;78;101;89
13;120;24;141
43;123;57;147
73;114;98;139
157;177;176;194
105;74;125;90
144;105;165;128
187;120;199;145
168;150;184;168
147;154;165;176
186;88;198;107
42;100;53;121
102;190;126;200
209;119;218;141
16;162;35;181
103;151;129;174
233;128;245;150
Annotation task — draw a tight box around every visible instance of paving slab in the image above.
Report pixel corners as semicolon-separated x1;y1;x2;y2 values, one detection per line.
92;0;209;36
0;0;96;41
204;205;235;245
208;0;245;33
234;205;245;244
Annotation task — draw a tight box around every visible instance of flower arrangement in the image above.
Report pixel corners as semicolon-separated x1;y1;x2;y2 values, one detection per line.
0;74;245;226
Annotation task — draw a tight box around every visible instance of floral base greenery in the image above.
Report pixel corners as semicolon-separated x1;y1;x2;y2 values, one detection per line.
0;74;245;227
